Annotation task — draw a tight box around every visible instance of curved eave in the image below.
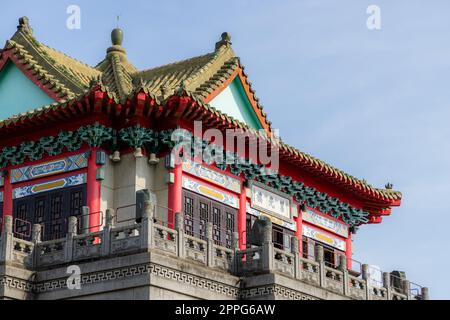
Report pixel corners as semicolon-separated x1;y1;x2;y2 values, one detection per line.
0;89;402;209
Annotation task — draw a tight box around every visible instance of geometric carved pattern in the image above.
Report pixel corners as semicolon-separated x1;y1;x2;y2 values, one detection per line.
239;284;318;300
33;263;239;298
2;264;318;300
0;276;34;293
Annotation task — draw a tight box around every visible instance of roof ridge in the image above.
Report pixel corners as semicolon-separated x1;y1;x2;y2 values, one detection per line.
8;27;91;95
131;51;218;82
38;42;99;70
182;46;234;87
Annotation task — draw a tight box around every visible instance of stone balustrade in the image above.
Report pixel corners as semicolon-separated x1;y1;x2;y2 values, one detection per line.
0;210;429;300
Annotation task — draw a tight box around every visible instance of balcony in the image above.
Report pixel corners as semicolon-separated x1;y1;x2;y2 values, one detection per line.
0;204;429;300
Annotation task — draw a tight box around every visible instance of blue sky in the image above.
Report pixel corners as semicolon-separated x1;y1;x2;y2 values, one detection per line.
1;0;448;298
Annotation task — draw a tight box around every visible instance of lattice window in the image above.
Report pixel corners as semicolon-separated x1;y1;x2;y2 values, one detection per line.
49;193;63;239
183;195;194;236
225;211;235;248
70;190;83;216
199;201;209;240
212;207;221;245
15;202;29;237
34;197;45;224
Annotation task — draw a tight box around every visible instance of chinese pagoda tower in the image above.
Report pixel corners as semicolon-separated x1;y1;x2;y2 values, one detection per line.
0;17;427;300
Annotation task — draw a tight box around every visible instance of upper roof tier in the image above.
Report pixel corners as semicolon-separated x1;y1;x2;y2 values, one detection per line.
0;17;401;209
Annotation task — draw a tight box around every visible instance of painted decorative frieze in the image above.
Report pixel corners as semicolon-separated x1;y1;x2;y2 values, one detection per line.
0;125;369;226
303;225;346;251
247;204;296;231
10;152;89;183
251;184;291;221
182;159;241;193
182;177;239;209
13;173;87;199
303;209;349;238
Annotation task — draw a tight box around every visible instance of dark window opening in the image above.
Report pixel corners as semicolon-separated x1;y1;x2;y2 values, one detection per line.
182;189;237;248
12;184;87;241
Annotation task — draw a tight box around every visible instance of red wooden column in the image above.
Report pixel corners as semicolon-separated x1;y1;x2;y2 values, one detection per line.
2;167;13;218
346;232;353;269
87;148;101;232
167;163;182;229
295;207;303;255
238;187;247;250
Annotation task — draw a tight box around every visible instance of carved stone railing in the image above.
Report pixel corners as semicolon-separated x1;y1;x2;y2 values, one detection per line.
231;218;428;300
235;247;264;276
110;223;142;255
324;266;344;295
299;257;320;286
348;275;366;300
152;224;177;255
11;237;34;268
36;238;67;267
213;244;234;271
370;285;388;300
73;231;103;261
273;248;295;278
184;234;207;264
0;210;428;300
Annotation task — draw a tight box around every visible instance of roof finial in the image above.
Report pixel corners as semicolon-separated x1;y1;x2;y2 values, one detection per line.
17;16;33;35
111;27;123;46
385;182;394;190
215;32;232;50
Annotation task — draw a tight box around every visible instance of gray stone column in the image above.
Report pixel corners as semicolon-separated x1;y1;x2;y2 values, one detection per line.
383;272;392;300
261;219;274;273
102;209;115;256
0;215;13;263
206;222;214;268
174;212;185;258
65;216;78;263
31;224;42;268
81;206;90;235
0;215;14;262
339;254;349;296
402;279;411;300
315;245;325;288
362;264;371;300
231;231;239;275
140;200;154;250
421;287;429;300
32;224;42;243
291;237;300;280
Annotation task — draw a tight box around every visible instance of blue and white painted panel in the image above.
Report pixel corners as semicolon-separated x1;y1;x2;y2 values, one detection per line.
303;209;349;238
11;152;89;183
182;159;241;193
13;173;87;199
182;177;239;209
247;204;296;232
303;225;346;251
